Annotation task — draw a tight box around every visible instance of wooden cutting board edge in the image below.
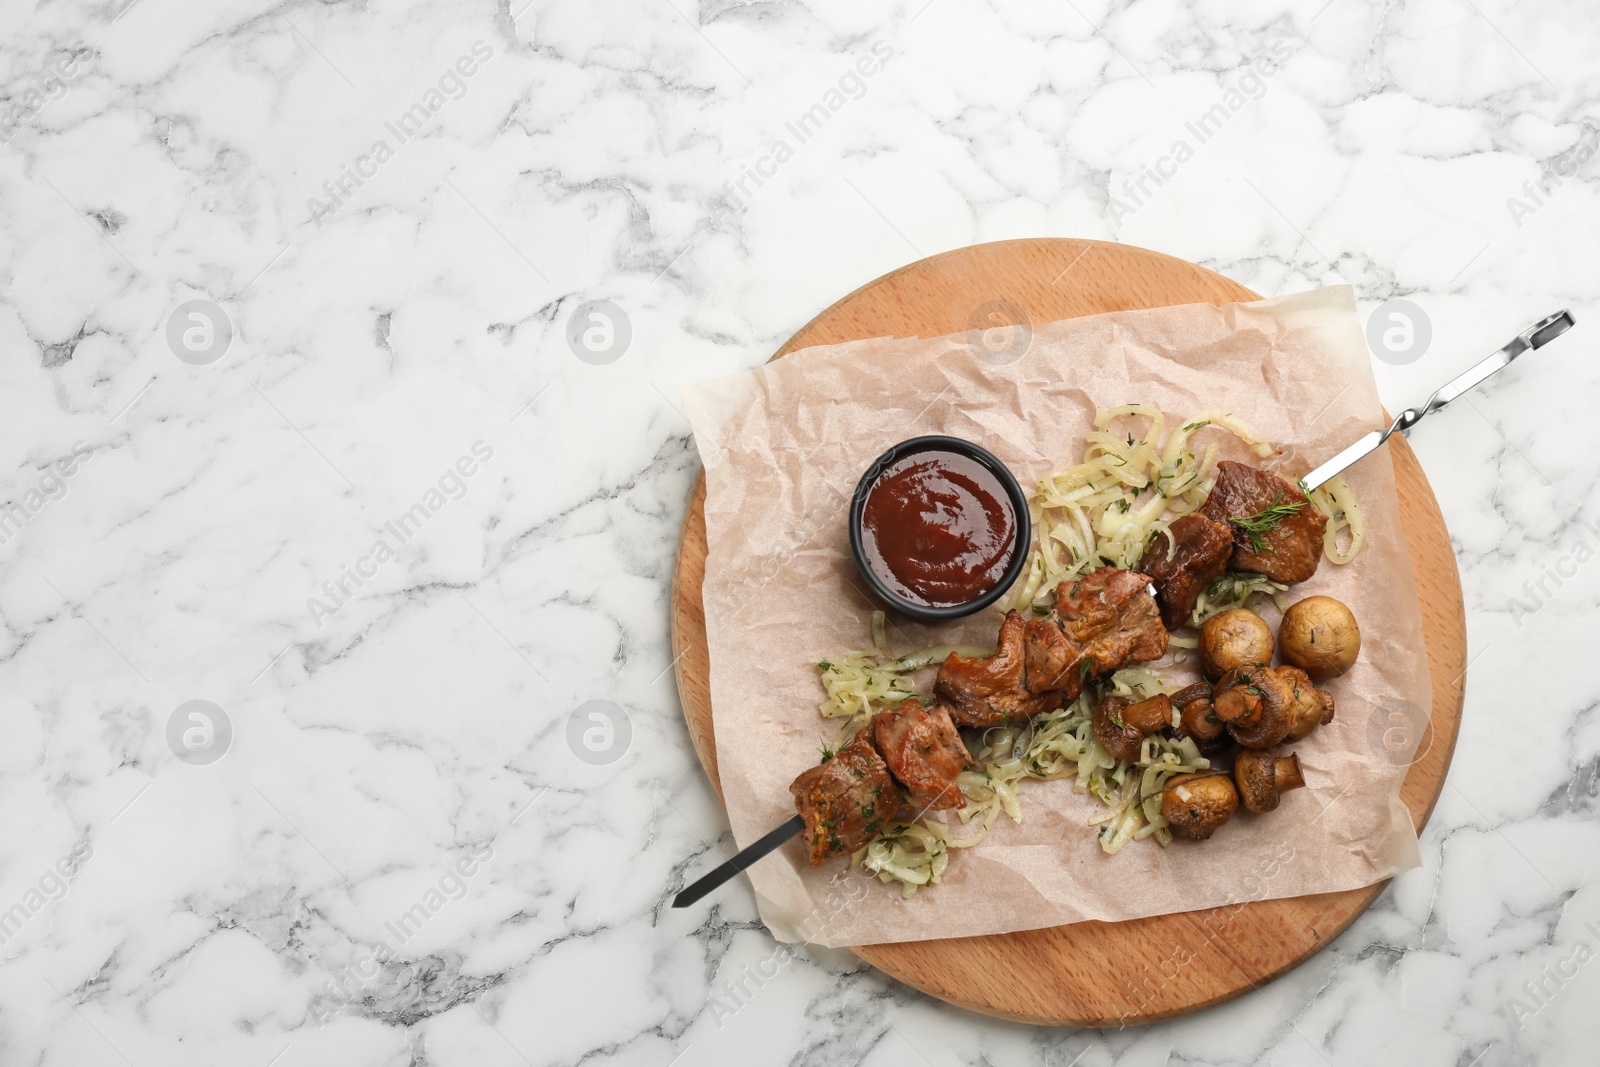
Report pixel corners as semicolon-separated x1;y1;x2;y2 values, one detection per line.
667;237;1467;1027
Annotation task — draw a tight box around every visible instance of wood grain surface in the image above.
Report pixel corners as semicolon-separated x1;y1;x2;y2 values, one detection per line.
668;238;1467;1026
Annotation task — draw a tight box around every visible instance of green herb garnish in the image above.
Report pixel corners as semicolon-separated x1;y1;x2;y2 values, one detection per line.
1228;491;1306;552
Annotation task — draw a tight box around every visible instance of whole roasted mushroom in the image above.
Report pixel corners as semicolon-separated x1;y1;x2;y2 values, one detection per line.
1093;695;1140;762
1160;770;1239;840
1212;665;1296;749
1279;595;1360;679
1171;681;1225;746
1093;693;1171;762
1279;666;1336;743
1233;749;1306;813
1200;608;1274;679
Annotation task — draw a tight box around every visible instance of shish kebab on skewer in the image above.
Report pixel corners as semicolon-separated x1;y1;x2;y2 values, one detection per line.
674;461;1338;908
792;566;1171;867
673;310;1578;909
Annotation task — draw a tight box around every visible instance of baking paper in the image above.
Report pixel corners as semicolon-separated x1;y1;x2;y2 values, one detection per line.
681;285;1428;948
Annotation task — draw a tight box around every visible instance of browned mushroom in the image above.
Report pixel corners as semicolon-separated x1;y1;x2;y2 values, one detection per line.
1160;771;1239;840
1233;749;1306;813
1279;666;1336;743
1093;695;1141;762
1123;693;1172;735
1200;608;1274;679
1212;665;1296;749
1094;693;1172;762
1171;681;1225;746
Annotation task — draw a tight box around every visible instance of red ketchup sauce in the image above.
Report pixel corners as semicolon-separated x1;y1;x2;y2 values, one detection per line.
860;451;1018;608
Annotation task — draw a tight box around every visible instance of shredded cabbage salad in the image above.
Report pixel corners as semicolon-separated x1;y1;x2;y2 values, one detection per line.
845;662;1213;897
818;407;1365;895
1188;573;1290;628
1308;473;1365;564
995;406;1278;614
994;405;1363;617
816;609;989;725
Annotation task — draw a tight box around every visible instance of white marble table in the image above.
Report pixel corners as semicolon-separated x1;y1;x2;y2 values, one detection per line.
2;1;1597;1064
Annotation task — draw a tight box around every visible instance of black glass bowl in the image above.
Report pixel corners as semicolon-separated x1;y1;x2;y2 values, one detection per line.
847;435;1032;623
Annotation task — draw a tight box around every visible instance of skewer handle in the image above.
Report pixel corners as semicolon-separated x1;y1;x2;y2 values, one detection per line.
672;814;805;909
1302;309;1574;492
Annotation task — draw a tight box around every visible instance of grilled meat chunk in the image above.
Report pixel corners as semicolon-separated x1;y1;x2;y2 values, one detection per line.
789;732;898;866
936;609;1061;727
871;701;971;813
1200;461;1328;584
1137;513;1234;629
1023;569;1169;699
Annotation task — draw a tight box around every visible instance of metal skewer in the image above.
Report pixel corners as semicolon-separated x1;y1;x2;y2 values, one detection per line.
675;310;1577;911
1301;310;1575;492
672;814;804;908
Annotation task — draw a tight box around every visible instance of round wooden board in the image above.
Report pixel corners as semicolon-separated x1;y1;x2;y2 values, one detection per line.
669;238;1467;1026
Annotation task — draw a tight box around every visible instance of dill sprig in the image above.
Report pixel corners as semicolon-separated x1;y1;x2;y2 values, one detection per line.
1228;491;1306;552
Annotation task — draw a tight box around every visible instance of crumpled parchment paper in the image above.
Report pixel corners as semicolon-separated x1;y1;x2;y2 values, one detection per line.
681;285;1428;948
